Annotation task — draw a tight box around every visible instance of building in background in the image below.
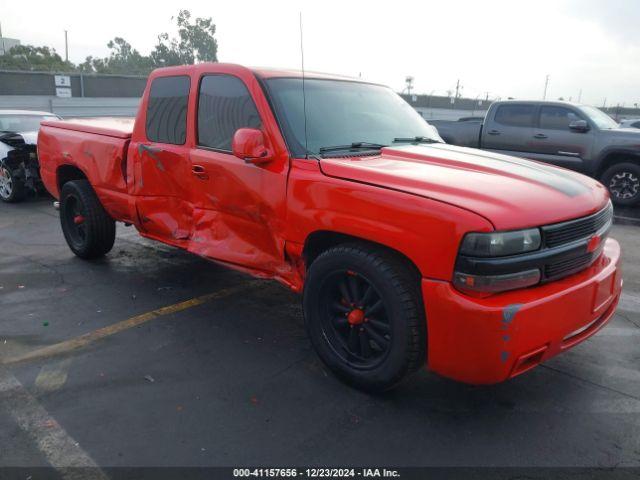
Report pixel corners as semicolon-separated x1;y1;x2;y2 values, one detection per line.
0;37;20;55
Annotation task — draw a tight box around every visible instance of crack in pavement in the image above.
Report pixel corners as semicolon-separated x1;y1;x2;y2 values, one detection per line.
541;364;640;403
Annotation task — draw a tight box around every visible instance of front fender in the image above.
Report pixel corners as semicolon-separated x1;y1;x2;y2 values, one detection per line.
285;160;493;281
594;147;640;176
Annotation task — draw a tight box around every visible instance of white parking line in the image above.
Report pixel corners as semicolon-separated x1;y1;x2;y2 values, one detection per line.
0;367;107;479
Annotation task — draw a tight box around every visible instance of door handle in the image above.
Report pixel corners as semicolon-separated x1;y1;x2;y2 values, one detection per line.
191;165;209;179
487;130;501;135
533;133;548;139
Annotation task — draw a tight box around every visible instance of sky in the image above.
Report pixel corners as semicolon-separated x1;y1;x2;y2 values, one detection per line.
0;0;639;107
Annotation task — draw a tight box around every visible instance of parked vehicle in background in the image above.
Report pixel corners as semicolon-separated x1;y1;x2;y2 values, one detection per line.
37;64;621;391
619;119;640;129
0;110;61;202
431;101;640;206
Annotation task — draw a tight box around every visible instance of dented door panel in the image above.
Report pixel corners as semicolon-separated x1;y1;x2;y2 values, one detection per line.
188;148;289;275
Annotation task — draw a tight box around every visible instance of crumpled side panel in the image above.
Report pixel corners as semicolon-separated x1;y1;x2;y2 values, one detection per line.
136;196;194;243
188;208;289;276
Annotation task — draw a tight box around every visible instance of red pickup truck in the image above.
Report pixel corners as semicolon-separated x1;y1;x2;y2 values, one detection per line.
38;63;622;391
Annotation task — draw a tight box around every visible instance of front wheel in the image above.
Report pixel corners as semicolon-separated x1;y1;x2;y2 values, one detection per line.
601;162;640;207
60;180;116;259
0;164;26;203
303;244;426;392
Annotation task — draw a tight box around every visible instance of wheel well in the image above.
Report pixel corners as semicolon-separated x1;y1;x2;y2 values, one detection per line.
597;153;640;178
303;231;422;279
57;165;87;192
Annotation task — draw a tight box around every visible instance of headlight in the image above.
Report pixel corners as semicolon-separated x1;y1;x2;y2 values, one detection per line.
459;228;541;257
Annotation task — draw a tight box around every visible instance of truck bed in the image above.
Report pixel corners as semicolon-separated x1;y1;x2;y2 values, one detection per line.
38;118;135;223
41;117;134;139
430;119;482;148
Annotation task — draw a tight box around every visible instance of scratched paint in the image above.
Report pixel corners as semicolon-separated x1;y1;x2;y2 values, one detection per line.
500;304;523;362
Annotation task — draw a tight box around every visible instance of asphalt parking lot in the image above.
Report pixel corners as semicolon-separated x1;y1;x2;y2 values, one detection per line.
1;196;640;475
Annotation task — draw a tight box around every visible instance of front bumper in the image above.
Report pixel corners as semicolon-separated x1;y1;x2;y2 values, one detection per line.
422;238;622;384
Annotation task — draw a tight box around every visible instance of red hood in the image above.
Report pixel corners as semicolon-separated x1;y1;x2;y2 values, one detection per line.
319;143;609;230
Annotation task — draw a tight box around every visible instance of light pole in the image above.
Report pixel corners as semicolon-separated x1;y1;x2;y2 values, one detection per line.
64;30;68;62
0;22;6;55
543;74;550;100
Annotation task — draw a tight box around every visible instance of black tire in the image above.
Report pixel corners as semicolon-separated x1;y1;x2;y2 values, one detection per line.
0;163;26;203
601;162;640;207
303;243;426;392
59;180;116;259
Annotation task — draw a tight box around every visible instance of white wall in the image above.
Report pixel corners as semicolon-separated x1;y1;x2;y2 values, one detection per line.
0;96;140;118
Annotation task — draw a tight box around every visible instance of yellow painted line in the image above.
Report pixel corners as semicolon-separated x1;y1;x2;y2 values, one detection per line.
2;283;259;366
34;358;73;394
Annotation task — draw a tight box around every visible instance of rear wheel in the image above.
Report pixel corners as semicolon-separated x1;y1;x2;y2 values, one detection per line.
601;162;640;207
303;243;426;392
0;164;26;203
60;180;116;259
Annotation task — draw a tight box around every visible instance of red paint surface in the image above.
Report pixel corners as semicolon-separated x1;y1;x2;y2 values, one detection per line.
37;63;623;384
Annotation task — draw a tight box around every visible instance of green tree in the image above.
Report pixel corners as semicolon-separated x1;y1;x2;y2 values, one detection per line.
151;10;218;67
79;37;154;75
0;45;75;72
0;10;218;74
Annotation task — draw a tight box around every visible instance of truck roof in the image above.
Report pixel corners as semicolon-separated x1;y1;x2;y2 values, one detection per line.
492;99;587;108
251;66;362;82
146;62;367;83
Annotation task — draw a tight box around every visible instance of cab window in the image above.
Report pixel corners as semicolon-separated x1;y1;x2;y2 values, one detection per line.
197;75;261;151
539;106;584;130
145;76;190;145
494;104;535;127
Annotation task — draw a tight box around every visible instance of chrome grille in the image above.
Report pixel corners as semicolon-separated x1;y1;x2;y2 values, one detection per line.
543;203;613;248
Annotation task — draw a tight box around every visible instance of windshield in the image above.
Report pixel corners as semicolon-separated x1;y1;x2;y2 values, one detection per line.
0;114;58;133
264;78;442;157
579;106;619;130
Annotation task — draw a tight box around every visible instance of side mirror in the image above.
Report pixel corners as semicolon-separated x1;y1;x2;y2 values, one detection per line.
569;120;590;132
232;128;273;165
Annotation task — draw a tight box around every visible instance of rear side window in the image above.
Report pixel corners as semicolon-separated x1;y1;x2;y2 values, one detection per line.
197;75;261;151
146;76;190;145
494;104;535;127
539;106;583;130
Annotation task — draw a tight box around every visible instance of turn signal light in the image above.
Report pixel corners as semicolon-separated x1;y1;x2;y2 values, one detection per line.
453;269;541;294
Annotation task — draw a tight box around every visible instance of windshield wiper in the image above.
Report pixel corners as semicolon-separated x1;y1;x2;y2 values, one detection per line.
318;142;387;154
392;136;441;144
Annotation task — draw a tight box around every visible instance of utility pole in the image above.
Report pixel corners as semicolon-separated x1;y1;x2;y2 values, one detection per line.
543;74;550;100
64;30;68;62
0;22;6;56
603;98;607;108
577;89;582;103
455;79;462;99
405;76;414;95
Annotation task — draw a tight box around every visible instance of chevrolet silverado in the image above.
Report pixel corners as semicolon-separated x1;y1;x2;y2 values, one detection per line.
37;64;622;391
